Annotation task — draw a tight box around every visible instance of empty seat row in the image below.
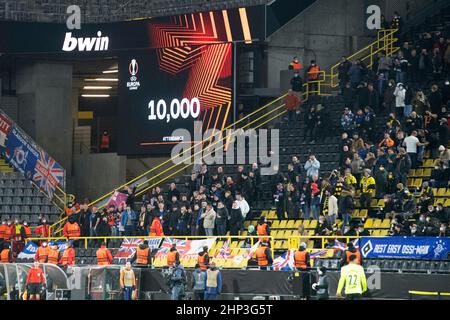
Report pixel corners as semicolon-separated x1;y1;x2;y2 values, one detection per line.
0;196;51;205
363;259;450;273
0;205;60;215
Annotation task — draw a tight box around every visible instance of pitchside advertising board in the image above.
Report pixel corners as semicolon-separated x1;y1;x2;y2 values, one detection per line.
0;6;265;54
118;42;233;155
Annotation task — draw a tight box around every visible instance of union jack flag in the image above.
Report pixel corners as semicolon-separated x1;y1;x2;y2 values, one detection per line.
333;239;360;251
310;249;328;258
115;238;143;259
215;240;230;258
158;238;188;254
33;149;64;198
272;249;294;271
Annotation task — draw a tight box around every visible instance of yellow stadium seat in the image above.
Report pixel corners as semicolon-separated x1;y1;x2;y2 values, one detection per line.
377;199;385;207
284;230;294;237
268;211;277;219
229;241;239;248
241;231;248;236
308;220;318;229
423;159;434;167
437;188;446;197
307;230;315;236
370;199;378;207
294;220;303;228
371;230;380;236
271;220;280;229
261;210;269;217
230;248;240;256
325;249;334;258
359;209;368;218
286;220;295;228
372;219;382;228
364;218;374;229
302;220;310;228
408;169;415;177
444;199;450;207
413;178;423;188
423;168;432;177
280;241;289;249
379;230;389;236
279;220;287;228
223;259;234;268
380;219;391;229
291;230;299;237
432;188;438;196
307;240;315;249
445;189;450;197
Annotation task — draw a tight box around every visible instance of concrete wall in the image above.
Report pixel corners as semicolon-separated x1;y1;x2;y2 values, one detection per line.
264;0;435;89
72;153;126;200
15;62;74;177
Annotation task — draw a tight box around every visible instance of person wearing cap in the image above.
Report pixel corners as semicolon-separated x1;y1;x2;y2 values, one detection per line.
336;254;367;300
437;119;449;151
437;145;450;165
169;260;186;300
360;169;376;209
312;267;329;300
254;242;273;270
132;239;151;267
294;242;310;271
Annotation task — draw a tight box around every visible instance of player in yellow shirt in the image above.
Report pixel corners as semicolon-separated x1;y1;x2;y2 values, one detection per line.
336;254;367;300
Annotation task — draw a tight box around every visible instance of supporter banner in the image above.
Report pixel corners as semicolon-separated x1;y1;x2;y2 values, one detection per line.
114;238;162;260
33;149;65;198
4;127;39;180
155;237;216;260
360;237;450;260
48;241;68;253
0;110;66;198
18;241;38;259
0;113;12;148
106;191;129;209
272;249;328;271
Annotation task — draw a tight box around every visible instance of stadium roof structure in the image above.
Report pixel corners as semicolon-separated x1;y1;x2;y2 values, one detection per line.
0;0;271;23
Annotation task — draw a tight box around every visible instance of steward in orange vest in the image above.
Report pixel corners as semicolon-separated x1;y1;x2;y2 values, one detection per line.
289;57;302;71
197;246;210;271
4;221;13;240
59;242;76;267
0;220;8;240
257;217;270;243
35;242;49;263
96;242;113;265
47;244;60;265
307;61;321;80
149;216;164;236
339;242;362;268
167;244;180;267
63;220;81;240
21;222;32;239
132;240;151;266
254;242;273;270
1;245;12;263
294;242;310;270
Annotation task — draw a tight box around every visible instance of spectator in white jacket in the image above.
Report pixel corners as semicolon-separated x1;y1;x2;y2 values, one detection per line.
202;203;216;236
326;190;338;225
304;153;320;178
393;83;406;118
235;193;250;220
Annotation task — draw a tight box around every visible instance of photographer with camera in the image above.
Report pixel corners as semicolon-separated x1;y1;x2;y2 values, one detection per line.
169;261;186;300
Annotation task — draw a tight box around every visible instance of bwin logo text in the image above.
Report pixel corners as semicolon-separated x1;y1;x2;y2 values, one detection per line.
62;31;109;52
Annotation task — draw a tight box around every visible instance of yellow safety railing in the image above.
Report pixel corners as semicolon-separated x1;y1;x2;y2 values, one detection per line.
26;235;361;261
328;28;399;88
50;28;399;235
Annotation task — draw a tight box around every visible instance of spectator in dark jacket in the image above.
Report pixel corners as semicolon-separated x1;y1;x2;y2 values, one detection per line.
304;106;318;142
215;201;229;236
229;201;243;235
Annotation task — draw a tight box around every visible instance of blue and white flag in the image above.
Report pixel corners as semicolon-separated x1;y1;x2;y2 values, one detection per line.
18;241;38;259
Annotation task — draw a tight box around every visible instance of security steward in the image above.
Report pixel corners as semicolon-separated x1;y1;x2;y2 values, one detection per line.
167;243;180;267
294;242;310;271
197;246;210;271
132;240;152;267
1;244;13;263
254;241;273;270
96;242;113;265
47;243;61;265
59;241;76;267
35;242;49;263
339;242;362;268
257;217;271;245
